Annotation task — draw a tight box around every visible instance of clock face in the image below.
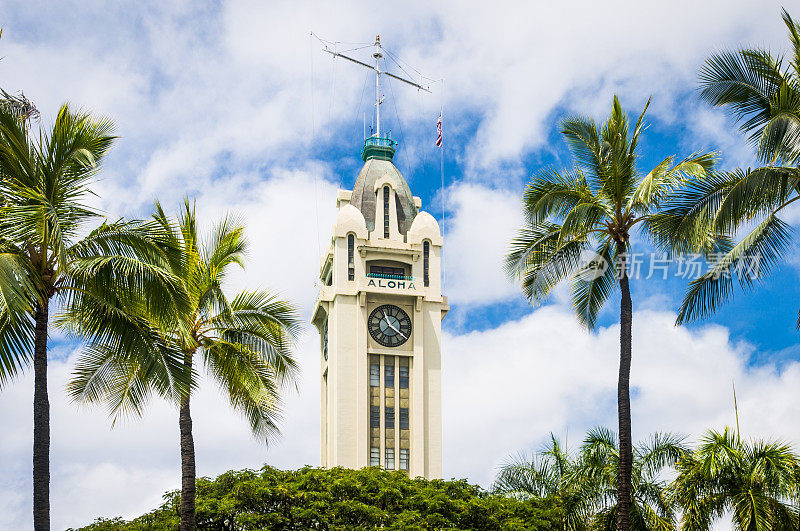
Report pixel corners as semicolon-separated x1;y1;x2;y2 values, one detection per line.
368;304;412;347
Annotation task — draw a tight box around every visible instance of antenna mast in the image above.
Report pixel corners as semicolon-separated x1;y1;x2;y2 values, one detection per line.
373;36;384;136
321;35;431;140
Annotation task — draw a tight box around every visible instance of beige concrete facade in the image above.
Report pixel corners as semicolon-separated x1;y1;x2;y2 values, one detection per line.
312;152;447;479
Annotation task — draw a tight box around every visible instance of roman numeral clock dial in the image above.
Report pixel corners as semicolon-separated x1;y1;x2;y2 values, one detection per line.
368;304;412;347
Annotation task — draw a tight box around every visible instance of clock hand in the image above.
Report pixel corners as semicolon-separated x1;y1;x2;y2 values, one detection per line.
385;319;407;339
382;310;408;339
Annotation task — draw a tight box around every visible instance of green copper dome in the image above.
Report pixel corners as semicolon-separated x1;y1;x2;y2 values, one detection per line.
350;155;417;235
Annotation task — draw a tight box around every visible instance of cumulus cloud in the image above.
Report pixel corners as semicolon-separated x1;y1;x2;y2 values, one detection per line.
443;183;522;306
443;307;800;488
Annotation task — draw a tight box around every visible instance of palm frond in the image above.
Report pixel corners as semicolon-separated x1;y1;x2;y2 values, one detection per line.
677;213;792;324
506;222;590;305
699;48;784;142
629;152;716;213
782;7;800;81
570;239;616;329
712;166;800;234
202;339;282;441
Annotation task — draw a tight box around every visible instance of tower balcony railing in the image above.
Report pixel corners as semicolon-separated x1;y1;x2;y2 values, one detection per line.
363;134;397;148
366;272;415;281
361;134;398;161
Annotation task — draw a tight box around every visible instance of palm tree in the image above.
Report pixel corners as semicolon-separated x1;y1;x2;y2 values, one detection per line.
505;96;715;531
0;104;187;531
671;428;798;530
494;434;592;531
578;428;686;531
67;200;301;531
672;8;800;324
494;429;687;530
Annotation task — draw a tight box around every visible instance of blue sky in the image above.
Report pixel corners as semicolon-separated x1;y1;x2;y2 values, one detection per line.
1;1;799;529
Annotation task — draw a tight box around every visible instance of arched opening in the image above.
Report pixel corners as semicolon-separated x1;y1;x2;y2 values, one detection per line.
347;233;355;281
423;240;430;287
383;185;390;238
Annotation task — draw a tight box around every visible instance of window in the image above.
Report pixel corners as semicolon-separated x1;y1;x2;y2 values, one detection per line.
369;265;405;278
384;357;395;387
399;363;409;389
370;362;380;387
385;406;395;429
383;186;390;238
399;408;409;430
423;241;430;287
370;447;380;467
399;449;409;471
385;448;395;470
347;234;355;281
322;322;328;361
370;405;380;428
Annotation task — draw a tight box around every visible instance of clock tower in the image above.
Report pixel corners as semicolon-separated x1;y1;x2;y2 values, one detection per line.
312;135;447;479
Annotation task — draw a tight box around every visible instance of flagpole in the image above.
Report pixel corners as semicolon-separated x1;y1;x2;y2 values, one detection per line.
439;80;446;292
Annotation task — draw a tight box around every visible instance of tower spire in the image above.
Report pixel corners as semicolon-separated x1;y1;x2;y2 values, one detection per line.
373;35;384;137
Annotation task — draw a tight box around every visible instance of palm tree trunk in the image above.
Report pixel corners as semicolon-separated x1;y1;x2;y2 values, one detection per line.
179;389;196;531
616;247;633;531
33;299;50;531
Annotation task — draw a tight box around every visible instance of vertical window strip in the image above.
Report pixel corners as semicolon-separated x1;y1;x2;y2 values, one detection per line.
383;186;390;238
370;447;380;467
399;407;409;430
385;406;395;429
385;448;395;470
399;448;409;471
384;356;394;387
423;241;430;287
398;356;410;472
399;359;409;389
347;234;355;281
370;405;380;428
369;362;380;387
322;322;328;361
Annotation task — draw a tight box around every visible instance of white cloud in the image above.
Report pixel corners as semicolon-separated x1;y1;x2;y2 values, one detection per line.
443;306;800;490
3;0;787;193
444;183;522;306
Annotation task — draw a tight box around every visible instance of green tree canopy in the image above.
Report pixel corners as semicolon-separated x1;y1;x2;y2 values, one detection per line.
69;466;563;531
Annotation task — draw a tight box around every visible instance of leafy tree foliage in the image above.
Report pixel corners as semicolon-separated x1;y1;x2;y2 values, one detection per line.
69;466;563;531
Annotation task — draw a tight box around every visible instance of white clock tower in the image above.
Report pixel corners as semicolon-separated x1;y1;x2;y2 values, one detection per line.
312;135;447;479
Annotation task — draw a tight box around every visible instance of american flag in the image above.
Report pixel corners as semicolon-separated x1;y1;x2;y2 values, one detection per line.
435;114;443;147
